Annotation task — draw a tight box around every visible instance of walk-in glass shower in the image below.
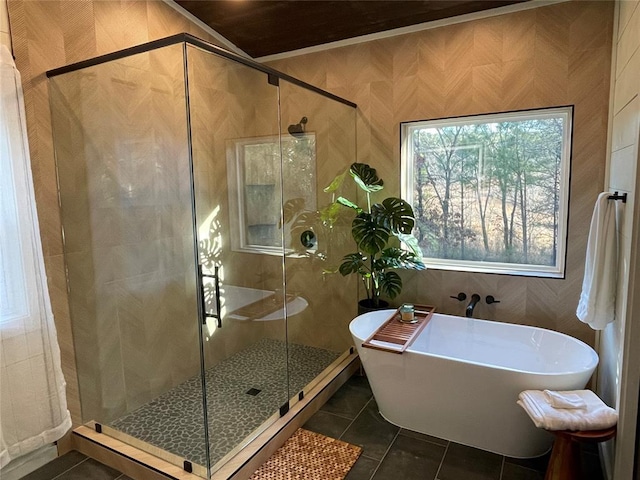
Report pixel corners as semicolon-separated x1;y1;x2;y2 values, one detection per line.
47;34;357;478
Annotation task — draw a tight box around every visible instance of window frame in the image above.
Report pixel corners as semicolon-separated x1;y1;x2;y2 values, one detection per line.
400;106;573;278
226;132;317;256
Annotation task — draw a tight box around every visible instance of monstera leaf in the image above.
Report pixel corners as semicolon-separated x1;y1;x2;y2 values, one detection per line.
396;233;423;258
375;248;426;270
331;162;426;304
378;271;402;299
350;163;384;193
352;212;390;255
290;210;318;231
323;169;348;193
336;196;362;213
339;252;368;276
282;198;306;225
319;201;341;225
371;198;415;234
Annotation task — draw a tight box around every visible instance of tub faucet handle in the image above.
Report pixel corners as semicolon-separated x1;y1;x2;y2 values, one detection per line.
450;292;467;301
486;295;500;305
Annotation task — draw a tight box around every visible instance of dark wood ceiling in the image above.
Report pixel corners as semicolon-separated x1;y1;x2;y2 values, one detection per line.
174;1;530;58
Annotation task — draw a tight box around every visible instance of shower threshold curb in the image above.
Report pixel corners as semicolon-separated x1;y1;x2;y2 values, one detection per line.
71;352;360;480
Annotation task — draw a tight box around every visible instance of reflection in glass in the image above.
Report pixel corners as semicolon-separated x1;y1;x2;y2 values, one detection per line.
228;134;316;253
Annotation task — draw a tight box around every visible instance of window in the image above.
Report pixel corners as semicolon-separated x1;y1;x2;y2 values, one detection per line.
401;106;573;278
1;64;42;329
0;158;30;324
227;133;316;255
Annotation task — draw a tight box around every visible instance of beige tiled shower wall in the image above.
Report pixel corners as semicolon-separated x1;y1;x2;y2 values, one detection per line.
49;45;202;423
187;47;281;369
268;0;615;348
7;0;228;426
9;0;359;428
277;80;358;353
187;46;359;367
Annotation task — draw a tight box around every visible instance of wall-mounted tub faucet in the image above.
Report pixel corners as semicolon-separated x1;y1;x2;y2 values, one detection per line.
466;293;481;317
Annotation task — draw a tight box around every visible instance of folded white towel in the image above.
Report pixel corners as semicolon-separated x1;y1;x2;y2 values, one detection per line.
576;192;618;330
544;390;586;409
517;389;617;431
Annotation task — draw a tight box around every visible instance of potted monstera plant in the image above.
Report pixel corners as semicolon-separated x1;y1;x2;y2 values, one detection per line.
333;163;426;313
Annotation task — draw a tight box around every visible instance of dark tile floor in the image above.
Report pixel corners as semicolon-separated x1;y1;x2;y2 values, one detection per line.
20;450;131;480
304;374;605;480
23;374;604;480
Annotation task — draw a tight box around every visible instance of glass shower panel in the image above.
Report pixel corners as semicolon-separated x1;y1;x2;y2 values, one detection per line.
185;45;289;472
49;44;209;474
278;80;359;398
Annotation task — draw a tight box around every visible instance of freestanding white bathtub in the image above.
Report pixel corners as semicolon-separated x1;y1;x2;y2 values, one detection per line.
350;310;599;458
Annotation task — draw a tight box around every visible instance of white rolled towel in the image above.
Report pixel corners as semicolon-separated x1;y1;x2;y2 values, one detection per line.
517;389;617;431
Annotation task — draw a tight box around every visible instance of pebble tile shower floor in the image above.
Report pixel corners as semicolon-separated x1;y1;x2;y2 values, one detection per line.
110;338;341;468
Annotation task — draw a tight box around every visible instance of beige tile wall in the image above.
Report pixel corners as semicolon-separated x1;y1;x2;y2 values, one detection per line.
188;47;280;369
268;1;615;348
48;44;206;423
599;1;640;478
7;0;226;426
9;0;359;430
186;46;358;375
278;81;359;353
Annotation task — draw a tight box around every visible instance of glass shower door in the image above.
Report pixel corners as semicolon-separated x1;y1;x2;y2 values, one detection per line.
278;79;359;402
186;45;289;474
48;33;358;480
48;44;211;474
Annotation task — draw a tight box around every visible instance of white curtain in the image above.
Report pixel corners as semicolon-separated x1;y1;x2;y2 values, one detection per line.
0;44;71;468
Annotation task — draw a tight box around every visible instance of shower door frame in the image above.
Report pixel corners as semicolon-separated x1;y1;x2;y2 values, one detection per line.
46;33;356;109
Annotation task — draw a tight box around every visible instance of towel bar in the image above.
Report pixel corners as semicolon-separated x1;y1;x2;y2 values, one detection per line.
607;192;627;203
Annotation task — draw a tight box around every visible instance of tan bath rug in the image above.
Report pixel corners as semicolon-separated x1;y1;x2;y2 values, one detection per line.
249;428;362;480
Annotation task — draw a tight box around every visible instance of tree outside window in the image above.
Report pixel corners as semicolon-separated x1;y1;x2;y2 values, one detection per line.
401;107;572;278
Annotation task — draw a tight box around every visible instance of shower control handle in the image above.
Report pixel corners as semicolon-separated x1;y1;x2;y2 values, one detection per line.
300;230;317;249
450;292;467;301
213;265;221;328
486;295;501;305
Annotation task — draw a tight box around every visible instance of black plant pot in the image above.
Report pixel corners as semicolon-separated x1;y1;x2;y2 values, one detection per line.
357;299;390;316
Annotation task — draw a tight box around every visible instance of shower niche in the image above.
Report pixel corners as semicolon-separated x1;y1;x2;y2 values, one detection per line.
47;34;357;478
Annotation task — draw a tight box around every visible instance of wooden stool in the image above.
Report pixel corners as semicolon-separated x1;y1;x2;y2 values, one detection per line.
544;426;616;480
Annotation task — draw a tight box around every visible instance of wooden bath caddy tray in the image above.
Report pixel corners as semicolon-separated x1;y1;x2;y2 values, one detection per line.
362;304;436;354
